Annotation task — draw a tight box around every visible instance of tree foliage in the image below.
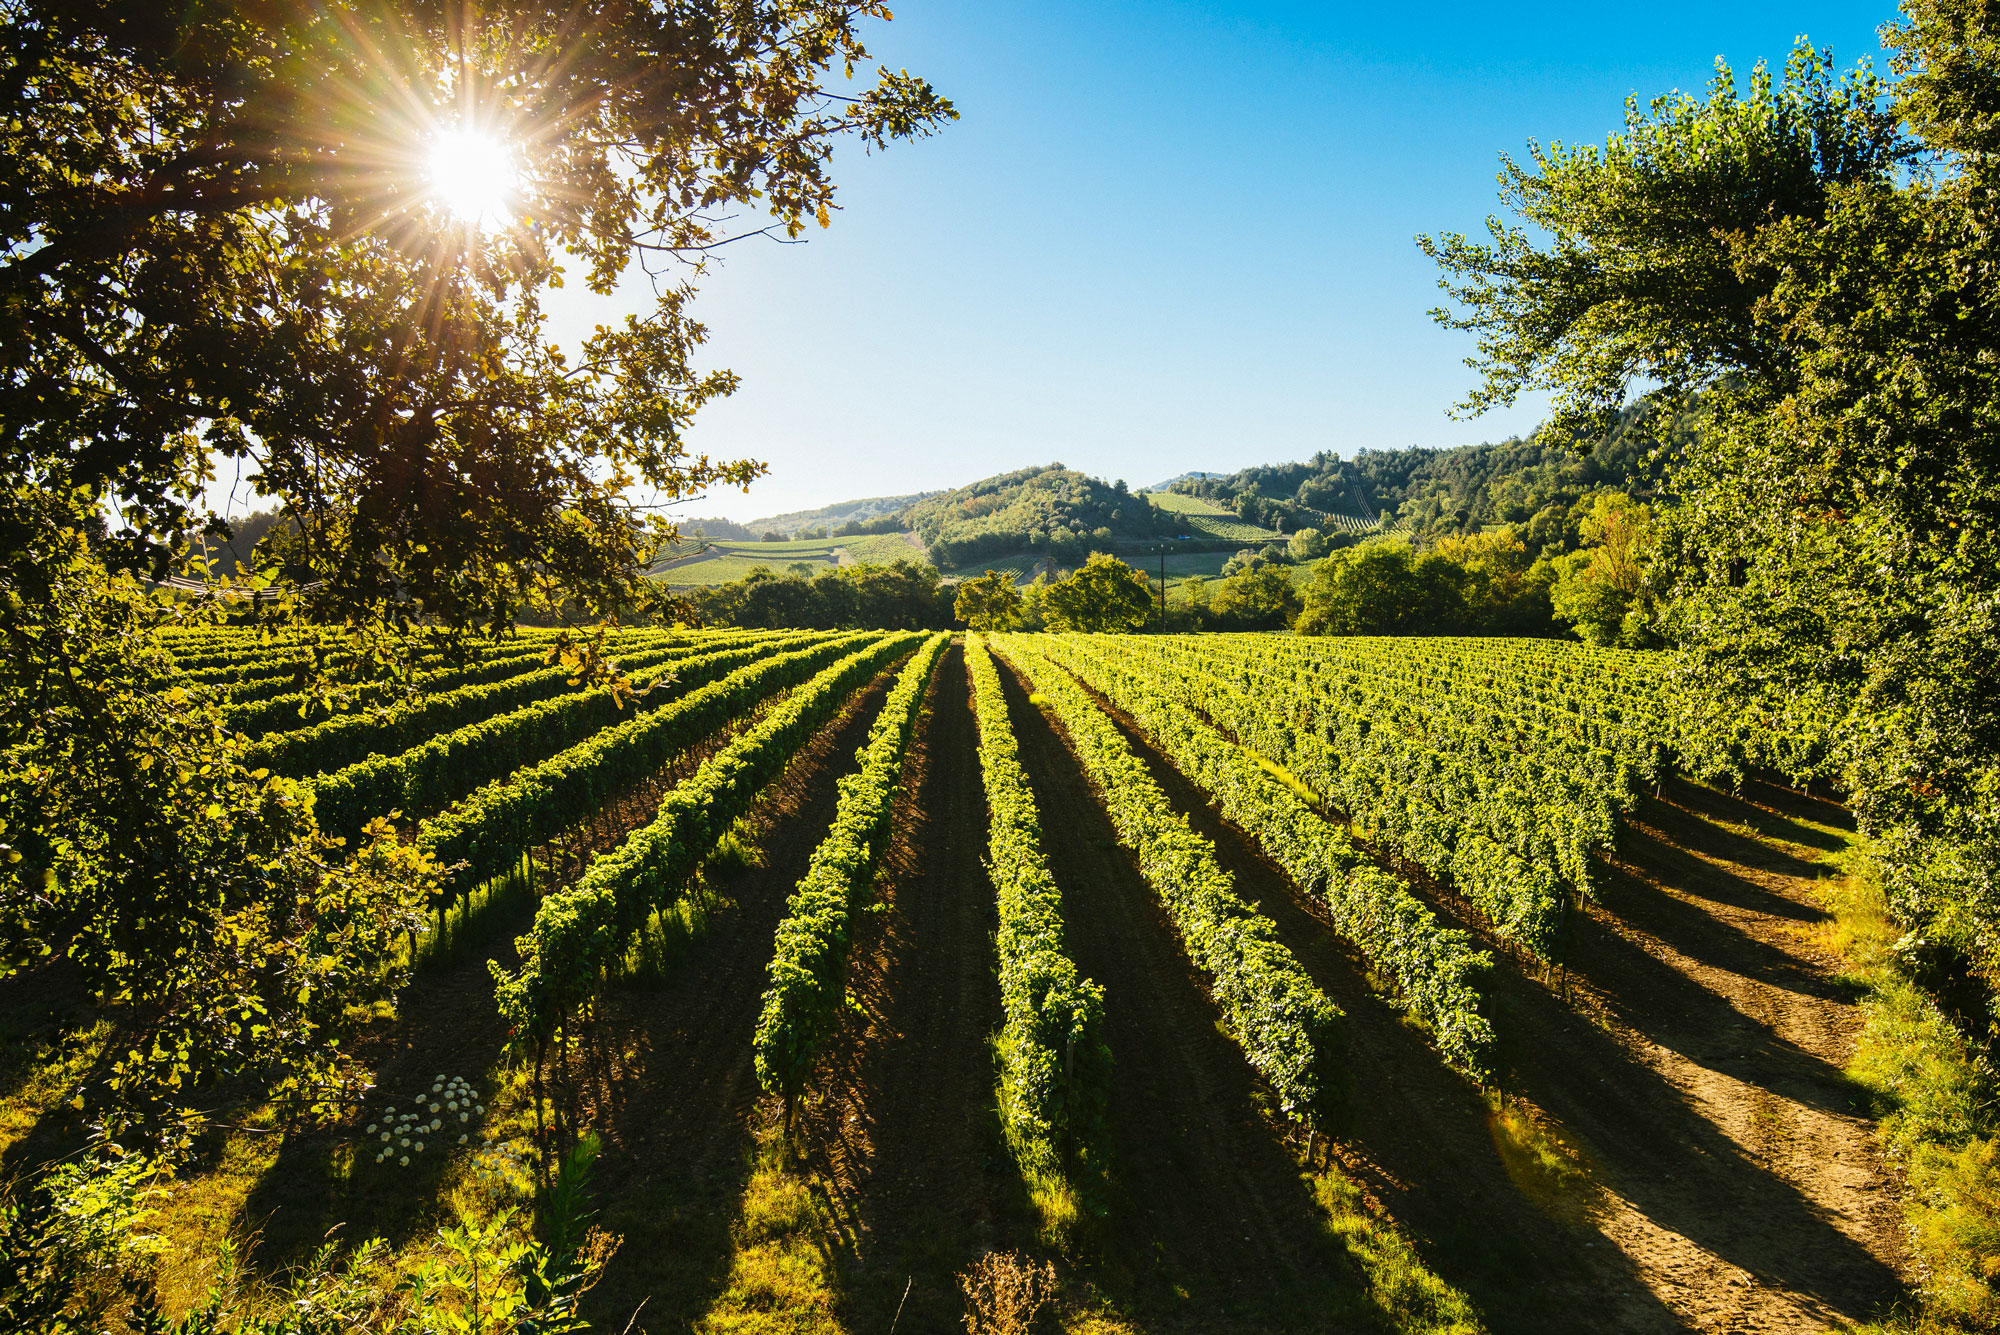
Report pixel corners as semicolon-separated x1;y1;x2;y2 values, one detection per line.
1039;554;1153;634
0;489;437;1130
1296;543;1469;637
0;1;951;1137
684;559;953;630
1546;493;1658;647
955;570;1026;632
1428;14;2000;1315
907;466;1160;571
1;0;953;628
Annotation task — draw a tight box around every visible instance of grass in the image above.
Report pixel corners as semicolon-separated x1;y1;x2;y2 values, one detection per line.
1145;493;1278;542
1145;492;1237;517
660;555;836;587
949;553;1043;582
839;533;928;566
0;1015;110;1159
1307;1163;1486;1334
412;853;538;971
658;535;931;588
695;1106;849;1334
1828;847;2000;1333
1484;1097;1594;1227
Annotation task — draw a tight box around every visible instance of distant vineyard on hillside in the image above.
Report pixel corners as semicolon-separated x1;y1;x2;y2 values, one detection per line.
1147;491;1281;542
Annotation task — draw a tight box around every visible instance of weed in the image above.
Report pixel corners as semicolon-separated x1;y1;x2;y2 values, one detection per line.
1486;1098;1594;1225
959;1250;1056;1335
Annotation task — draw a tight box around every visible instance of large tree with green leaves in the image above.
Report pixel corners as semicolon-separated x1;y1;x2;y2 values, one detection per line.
1424;14;2000;1308
2;0;953;625
1422;20;2000;946
0;0;951;1133
1039;554;1153;633
954;570;1025;631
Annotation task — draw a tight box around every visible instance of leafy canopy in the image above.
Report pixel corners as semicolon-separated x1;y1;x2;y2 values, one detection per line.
1;0;954;628
955;570;1026;632
1040;554;1153;634
1423;5;2000;1115
1419;42;1907;444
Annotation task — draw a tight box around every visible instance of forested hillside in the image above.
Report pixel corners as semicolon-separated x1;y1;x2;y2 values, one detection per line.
1173;399;1688;553
905;463;1164;569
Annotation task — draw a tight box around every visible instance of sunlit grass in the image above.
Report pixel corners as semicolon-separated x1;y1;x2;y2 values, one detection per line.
696;1107;848;1334
0;1016;109;1157
1307;1163;1487;1334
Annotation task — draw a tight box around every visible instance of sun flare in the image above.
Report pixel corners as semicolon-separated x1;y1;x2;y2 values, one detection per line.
426;128;517;229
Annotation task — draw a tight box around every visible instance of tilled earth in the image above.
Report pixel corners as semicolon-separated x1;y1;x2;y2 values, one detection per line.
225;645;1910;1333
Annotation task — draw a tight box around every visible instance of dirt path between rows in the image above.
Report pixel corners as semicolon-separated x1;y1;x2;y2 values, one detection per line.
1070;673;1909;1331
1539;777;1909;1331
575;669;899;1331
1087;694;1650;1331
790;644;1031;1333
994;657;1382;1334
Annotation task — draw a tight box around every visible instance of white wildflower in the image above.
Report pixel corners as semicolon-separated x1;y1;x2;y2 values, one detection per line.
400;1155;409;1166
414;1142;424;1152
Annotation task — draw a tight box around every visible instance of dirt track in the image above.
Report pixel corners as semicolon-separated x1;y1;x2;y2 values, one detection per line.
329;644;1911;1333
1042;665;1908;1331
797;644;1025;1332
995;656;1385;1332
575;669;899;1330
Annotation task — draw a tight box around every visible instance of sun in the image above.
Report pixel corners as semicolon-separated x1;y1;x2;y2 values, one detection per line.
426;128;518;229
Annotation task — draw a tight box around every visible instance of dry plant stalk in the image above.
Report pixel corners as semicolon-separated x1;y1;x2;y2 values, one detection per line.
959;1250;1057;1335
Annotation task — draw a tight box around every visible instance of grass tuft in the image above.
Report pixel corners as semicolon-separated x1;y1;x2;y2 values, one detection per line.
696;1106;846;1334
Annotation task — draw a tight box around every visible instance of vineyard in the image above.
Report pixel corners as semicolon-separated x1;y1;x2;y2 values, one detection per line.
7;626;1907;1332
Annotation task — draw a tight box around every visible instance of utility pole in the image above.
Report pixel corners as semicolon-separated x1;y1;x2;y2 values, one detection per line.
1157;544;1167;631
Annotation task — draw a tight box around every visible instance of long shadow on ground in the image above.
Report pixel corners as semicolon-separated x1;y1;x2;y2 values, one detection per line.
1083;689;1666;1334
576;669;900;1331
801;646;1040;1334
995;657;1387;1335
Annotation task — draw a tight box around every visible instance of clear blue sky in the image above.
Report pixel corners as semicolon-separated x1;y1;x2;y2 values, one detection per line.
543;0;1899;525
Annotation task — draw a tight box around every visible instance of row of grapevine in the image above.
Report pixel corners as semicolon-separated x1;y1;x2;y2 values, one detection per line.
219;629;678;734
1035;635;1494;1075
415;635;873;905
1231;636;1662;784
248;631;784;778
1116;638;1571;960
220;641;543;734
1188;637;1629;891
753;633;951;1111
492;634;920;1047
990;635;1341;1120
310;633;863;840
963;636;1109;1176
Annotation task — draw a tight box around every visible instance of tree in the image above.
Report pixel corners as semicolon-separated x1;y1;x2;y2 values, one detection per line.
1419;25;2000;920
1418;43;1906;446
1424;22;2000;1309
1288;528;1329;562
0;1;953;1134
1040;555;1153;633
1547;493;1656;646
1210;565;1302;630
2;1;954;629
1295;543;1468;636
955;571;1025;631
0;489;440;1131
